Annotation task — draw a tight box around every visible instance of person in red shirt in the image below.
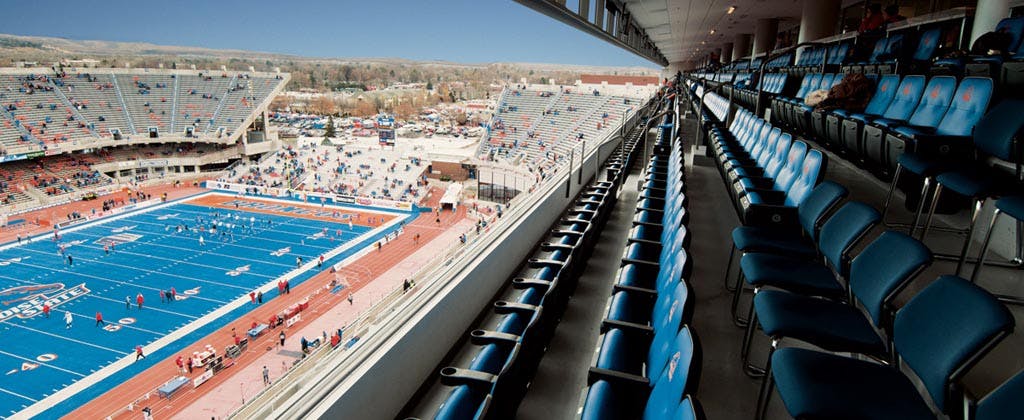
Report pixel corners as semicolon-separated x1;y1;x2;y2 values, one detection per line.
175;355;185;374
136;293;144;309
95;311;105;326
42;303;50;318
135;345;146;361
859;3;884;32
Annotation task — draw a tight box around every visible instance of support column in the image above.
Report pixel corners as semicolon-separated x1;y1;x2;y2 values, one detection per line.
733;34;752;61
753;18;779;56
970;0;1010;45
713;47;723;65
798;0;841;44
721;42;734;64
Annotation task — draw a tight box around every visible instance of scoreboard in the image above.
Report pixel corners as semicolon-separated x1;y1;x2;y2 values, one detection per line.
378;115;396;147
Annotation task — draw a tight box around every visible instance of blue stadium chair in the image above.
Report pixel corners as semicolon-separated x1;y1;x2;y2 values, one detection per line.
970;195;1024;301
738;144;828;228
884;77;993;176
743;230;930;379
794;74;836;135
829;73;899;156
582;326;701;420
863;75;953;175
781;73;822;129
972;370;1024;420
875;33;906;74
731;201;879;329
723;181;848;292
758;275;1014;420
880;77;995;239
933;17;1024;76
914;99;1024;276
810;74;848;141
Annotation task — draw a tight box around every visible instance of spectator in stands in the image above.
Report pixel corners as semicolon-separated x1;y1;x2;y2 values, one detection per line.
859;3;885;33
884;5;906;24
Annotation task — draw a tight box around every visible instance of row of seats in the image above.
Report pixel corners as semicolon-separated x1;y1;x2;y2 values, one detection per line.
702;97;826;229
401;102;656;420
722;74;788;111
578;110;704;419
729;181;1023;420
686;73;1024;420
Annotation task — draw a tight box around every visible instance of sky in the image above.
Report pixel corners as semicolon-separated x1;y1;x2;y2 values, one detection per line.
0;0;657;69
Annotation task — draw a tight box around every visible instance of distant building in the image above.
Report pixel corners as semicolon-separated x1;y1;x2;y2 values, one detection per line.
579;74;660;86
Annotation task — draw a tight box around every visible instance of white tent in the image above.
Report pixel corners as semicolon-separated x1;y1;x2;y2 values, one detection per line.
440;183;462;210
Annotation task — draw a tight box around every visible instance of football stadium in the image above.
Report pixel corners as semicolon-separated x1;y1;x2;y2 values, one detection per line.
1;0;1024;419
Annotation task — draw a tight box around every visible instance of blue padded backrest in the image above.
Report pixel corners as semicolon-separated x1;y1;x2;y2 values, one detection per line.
883;75;926;120
869;37;890;62
435;385;486;420
894;276;1013;411
818;74;836;91
653;281;693;333
773;74;787;94
794;75;815;98
973;99;1024;161
914;28;942;61
829;73;845;89
497;313;526;335
806;74;823;93
755;128;783;166
762;133;794;179
772;141;808;193
906;76;956;128
797;181;850;242
936;77;993;136
850;231;932;326
865;74;900;116
831;43;850;65
883;33;905;59
784;149;826;207
817;201;880;271
581;381;618;420
997;16;1024;54
644;327;698;420
977;370;1024;420
468;344;506;374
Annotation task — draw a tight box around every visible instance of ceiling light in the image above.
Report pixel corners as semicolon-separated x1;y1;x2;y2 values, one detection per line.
727;6;737;14
709;29;716;35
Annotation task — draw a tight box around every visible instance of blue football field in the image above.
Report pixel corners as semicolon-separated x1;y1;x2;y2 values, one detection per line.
0;193;407;418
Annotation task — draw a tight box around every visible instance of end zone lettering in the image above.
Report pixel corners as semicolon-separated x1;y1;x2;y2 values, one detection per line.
0;283;90;321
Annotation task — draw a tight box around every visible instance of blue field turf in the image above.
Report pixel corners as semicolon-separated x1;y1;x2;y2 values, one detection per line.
0;193;406;418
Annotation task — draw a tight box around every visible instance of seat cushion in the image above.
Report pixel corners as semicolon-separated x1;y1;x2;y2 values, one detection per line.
897;153;949;176
935;168;1000;198
832;109;852;118
740;254;845;298
892;125;935;138
871;118;903;129
731;226;816;257
754;290;887;355
996;195;1024;222
848;113;873;123
772;347;936;420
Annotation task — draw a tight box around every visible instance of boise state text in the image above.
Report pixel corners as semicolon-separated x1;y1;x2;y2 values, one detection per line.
0;283;90;321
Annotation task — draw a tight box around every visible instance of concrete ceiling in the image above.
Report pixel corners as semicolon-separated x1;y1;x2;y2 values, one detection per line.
624;0;804;63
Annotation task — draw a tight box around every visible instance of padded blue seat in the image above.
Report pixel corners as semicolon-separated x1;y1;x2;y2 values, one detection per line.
895;152;948;176
771;347;935;420
934;169;999;198
730;228;815;257
976;371;1024;420
740;254;845;297
996;195;1024;221
755;290;887;354
891;125;932;138
765;275;1014;419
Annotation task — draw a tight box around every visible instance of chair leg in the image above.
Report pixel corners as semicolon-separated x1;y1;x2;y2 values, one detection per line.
955;199;984;277
754;342;778;420
742;301;766;378
919;183;944;242
970;210;1002;283
909;177;932;238
732;272;750;327
724;245;737;292
880;163;903;225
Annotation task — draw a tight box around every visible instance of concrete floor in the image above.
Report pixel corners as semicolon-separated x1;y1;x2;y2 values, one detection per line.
513;114;1024;419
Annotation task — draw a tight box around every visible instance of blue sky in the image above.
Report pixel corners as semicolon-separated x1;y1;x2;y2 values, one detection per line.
0;0;656;68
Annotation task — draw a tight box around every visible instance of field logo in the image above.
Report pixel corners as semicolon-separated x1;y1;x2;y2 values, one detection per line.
0;283;90;321
226;265;251;276
96;233;143;246
270;247;291;257
111;225;137;233
157;213;179;221
0;256;30;266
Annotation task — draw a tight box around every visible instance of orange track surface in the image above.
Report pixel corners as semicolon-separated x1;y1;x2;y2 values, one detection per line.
67;187;466;419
